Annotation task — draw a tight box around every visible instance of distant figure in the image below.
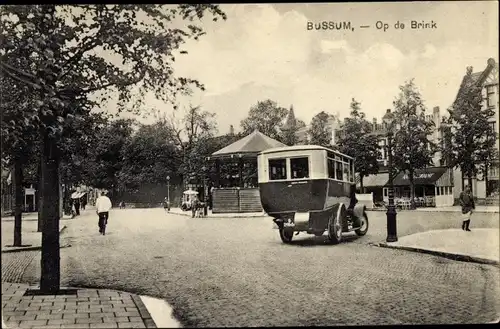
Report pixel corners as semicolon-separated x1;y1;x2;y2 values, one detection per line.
163;197;170;212
191;196;200;218
74;198;80;216
119;201;126;209
81;197;87;210
96;192;112;235
459;185;475;232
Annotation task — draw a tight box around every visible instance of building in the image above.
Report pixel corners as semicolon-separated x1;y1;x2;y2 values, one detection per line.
451;58;499;199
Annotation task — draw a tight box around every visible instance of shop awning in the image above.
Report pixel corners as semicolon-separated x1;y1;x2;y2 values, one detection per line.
390;167;448;186
357;173;389;188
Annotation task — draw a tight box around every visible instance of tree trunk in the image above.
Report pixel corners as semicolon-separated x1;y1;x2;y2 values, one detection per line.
467;171;473;196
13;158;23;247
409;170;416;210
484;162;489;197
360;175;364;194
37;156;43;232
40;131;61;293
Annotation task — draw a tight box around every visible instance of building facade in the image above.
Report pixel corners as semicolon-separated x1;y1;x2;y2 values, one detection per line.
451;58;499;199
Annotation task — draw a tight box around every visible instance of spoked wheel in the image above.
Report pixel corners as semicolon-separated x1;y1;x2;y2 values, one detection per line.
279;228;294;243
328;204;346;244
355;214;369;236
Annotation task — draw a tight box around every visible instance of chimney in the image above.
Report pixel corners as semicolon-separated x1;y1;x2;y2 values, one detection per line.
386;109;391;114
229;125;234;136
433;106;439;114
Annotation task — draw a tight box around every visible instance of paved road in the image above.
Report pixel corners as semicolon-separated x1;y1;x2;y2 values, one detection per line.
3;208;499;326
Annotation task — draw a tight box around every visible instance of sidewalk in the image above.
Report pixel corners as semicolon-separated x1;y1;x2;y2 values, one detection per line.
1;282;181;328
168;207;269;218
2;215;73;253
368;205;499;213
375;228;499;265
415;206;499;213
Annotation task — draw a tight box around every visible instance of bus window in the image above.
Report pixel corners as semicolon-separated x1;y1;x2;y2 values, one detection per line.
343;161;349;181
328;158;335;178
290;157;309;179
335;161;343;180
269;159;287;180
350;160;355;183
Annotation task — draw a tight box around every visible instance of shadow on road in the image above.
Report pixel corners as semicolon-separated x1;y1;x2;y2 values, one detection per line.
284;233;361;247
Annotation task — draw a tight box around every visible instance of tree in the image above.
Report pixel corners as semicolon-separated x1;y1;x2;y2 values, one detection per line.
118;121;180;191
0;71;40;245
392;79;437;209
166;105;217;186
240;100;288;141
444;67;497;194
0;4;225;293
308;111;335;147
337;99;380;193
84;118;136;193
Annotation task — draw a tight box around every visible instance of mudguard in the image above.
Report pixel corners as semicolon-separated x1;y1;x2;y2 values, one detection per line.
352;204;367;220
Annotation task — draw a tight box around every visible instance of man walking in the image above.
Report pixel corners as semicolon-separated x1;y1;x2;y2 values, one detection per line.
459;185;475;232
95;191;112;235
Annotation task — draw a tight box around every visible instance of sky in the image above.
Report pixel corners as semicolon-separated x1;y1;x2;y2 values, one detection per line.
114;1;499;135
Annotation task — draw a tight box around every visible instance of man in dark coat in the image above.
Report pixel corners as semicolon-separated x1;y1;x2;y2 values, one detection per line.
459;185;475;231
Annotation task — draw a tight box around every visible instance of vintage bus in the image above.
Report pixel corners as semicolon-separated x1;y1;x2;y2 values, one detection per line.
257;145;369;244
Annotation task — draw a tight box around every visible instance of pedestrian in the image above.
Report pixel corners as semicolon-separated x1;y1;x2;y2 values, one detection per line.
74;198;80;216
459;185;475;232
95;191;112;235
81;197;87;210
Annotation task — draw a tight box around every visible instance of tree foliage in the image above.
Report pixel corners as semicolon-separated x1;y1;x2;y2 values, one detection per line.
118;121;180;191
392;79;437;208
166;105;217;184
308;111;335;147
240;99;288;141
444;67;497;191
83;118;136;190
337;99;379;192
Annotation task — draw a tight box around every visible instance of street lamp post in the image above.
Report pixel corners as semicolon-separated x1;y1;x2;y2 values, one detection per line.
201;166;208;216
383;109;398;243
166;176;170;211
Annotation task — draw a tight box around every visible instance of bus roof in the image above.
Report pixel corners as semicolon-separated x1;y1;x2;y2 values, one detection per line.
258;144;354;160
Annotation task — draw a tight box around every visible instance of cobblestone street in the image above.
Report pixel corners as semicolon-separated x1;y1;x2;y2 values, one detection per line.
2;208;499;326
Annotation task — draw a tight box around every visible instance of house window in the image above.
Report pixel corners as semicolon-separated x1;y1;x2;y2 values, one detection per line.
489;121;496;134
290;157;309;179
269;159;287;180
486;85;496;108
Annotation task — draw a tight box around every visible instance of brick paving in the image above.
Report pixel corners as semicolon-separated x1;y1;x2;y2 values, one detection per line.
1;252;38;283
2;283;156;329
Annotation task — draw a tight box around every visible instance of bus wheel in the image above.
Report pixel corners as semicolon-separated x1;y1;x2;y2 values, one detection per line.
279;229;294;243
328;204;345;244
355;214;369;236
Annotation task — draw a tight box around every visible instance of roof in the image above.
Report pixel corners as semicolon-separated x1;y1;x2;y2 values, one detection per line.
282;106;296;130
454;58;498;106
358;172;389;188
390;167;448;186
211;130;286;158
259;144;354;159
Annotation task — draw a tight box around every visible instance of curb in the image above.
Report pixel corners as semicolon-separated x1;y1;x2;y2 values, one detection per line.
1;225;69;254
366;209;499;214
131;294;157;328
168;211;268;219
372;242;499;266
